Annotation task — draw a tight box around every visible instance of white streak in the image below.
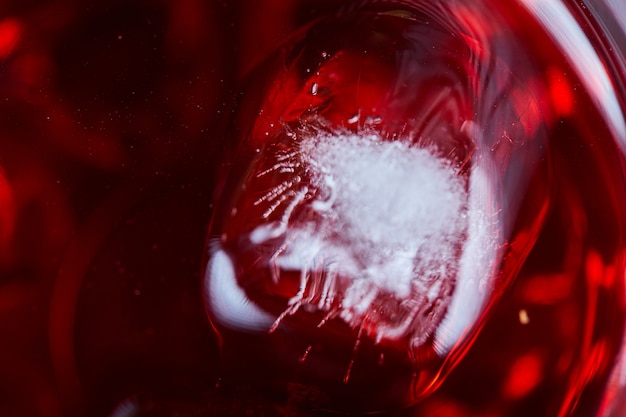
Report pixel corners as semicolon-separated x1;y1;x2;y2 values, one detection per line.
520;0;626;153
434;155;500;354
204;247;274;331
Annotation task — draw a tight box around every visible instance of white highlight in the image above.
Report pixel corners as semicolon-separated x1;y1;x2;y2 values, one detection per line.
108;397;141;417
205;247;274;331
607;0;626;42
520;0;626;153
434;155;500;354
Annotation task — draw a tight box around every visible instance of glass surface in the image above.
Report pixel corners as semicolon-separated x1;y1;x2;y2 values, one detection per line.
0;1;624;416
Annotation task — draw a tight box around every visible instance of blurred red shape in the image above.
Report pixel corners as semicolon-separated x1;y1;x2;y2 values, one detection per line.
0;18;21;58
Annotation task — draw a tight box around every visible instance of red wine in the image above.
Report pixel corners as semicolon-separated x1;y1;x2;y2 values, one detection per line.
0;1;624;417
204;1;626;416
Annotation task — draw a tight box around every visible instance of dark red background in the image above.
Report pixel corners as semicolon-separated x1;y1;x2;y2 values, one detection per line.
0;1;286;415
0;1;361;415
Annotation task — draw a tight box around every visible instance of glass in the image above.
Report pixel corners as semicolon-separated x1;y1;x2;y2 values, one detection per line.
0;1;624;416
205;0;626;416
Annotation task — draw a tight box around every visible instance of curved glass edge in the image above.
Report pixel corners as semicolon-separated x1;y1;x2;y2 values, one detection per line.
519;0;626;156
516;1;626;415
577;1;626;416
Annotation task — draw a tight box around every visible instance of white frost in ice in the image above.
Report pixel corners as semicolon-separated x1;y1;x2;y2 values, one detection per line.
300;131;466;299
250;126;481;349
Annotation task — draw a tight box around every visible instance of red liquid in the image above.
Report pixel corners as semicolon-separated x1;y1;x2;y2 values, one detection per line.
205;1;626;416
0;1;624;417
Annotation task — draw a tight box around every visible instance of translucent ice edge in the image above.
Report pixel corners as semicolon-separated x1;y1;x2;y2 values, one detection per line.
205;244;275;331
433;154;500;354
